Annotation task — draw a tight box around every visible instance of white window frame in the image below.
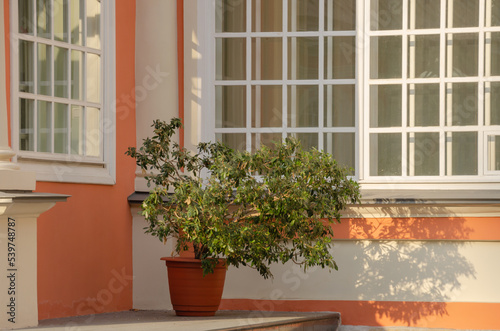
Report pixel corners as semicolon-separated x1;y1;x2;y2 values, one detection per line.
10;0;116;185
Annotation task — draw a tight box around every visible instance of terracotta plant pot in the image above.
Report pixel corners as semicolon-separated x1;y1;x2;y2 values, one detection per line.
161;257;227;316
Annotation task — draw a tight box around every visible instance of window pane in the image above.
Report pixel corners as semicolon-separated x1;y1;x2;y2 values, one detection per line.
288;37;319;80
410;34;440;78
252;38;282;80
37;0;51;39
216;85;246;128
324;85;355;127
216;38;246;80
370;133;402;176
411;0;440;29
288;133;318;150
71;105;83;155
288;85;318;127
70;0;84;45
409;84;439;127
19;99;34;151
324;36;355;79
252;0;281;32
37;43;51;96
37;101;52;153
325;0;355;31
19;40;34;93
450;0;479;28
491;33;500;76
447;132;477;175
216;0;246;33
54;103;68;154
252;133;282;152
19;0;34;35
54;47;69;98
86;0;101;49
324;132;355;170
448;83;478;126
85;107;100;157
487;135;500;171
86;53;101;103
370;85;402;128
408;132;439;176
450;33;478;77
252;85;282;128
54;0;68;42
71;50;83;100
492;0;500;26
288;0;319;32
216;133;247;152
370;36;402;79
490;82;500;125
371;0;402;31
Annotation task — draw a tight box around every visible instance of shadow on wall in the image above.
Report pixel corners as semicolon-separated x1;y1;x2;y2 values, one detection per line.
337;204;477;326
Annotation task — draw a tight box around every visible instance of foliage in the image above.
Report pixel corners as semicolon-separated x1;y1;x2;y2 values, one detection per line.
126;118;360;278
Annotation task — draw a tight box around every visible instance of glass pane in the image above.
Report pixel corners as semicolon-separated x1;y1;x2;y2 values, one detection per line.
71;0;84;45
450;33;478;77
71;50;83;100
87;53;101;103
37;43;51;96
371;0;402;31
216;38;246;80
411;0;440;29
408;132;439;176
252;38;282;80
448;83;478;126
54;0;68;42
54;103;68;153
216;133;247;152
37;101;52;153
215;85;246;128
324;85;355;127
487;135;500;171
252;0;281;32
324;36;355;79
288;0;319;32
71;105;83;154
19;0;34;34
19;40;34;93
37;0;51;39
324;132;355;170
492;0;500;26
216;0;246;33
252;85;282;128
410;34;440;78
370;85;402;128
54;47;69;98
252;133;282;152
370;133;402;176
19;99;34;151
288;37;319;80
85;107;100;157
288;133;318;150
447;132;477;175
325;0;355;31
450;0;479;28
86;0;101;49
490;82;500;125
288;85;318;127
370;36;402;79
409;84;440;127
491;33;500;76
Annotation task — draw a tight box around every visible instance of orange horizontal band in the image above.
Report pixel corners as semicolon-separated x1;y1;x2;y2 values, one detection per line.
220;299;500;329
331;217;500;241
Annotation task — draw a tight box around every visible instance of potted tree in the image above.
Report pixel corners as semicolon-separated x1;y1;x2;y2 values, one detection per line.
126;118;360;316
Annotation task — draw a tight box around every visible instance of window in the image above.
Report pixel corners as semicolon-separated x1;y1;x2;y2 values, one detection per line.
12;0;116;184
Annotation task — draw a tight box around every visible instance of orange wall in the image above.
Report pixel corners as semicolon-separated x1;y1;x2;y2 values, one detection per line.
2;0;137;320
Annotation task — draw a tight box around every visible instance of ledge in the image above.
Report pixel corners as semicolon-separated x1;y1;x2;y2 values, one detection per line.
0;191;70;204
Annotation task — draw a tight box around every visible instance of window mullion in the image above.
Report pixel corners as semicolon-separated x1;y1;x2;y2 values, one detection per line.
318;0;324;150
282;0;288;140
246;0;251;152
